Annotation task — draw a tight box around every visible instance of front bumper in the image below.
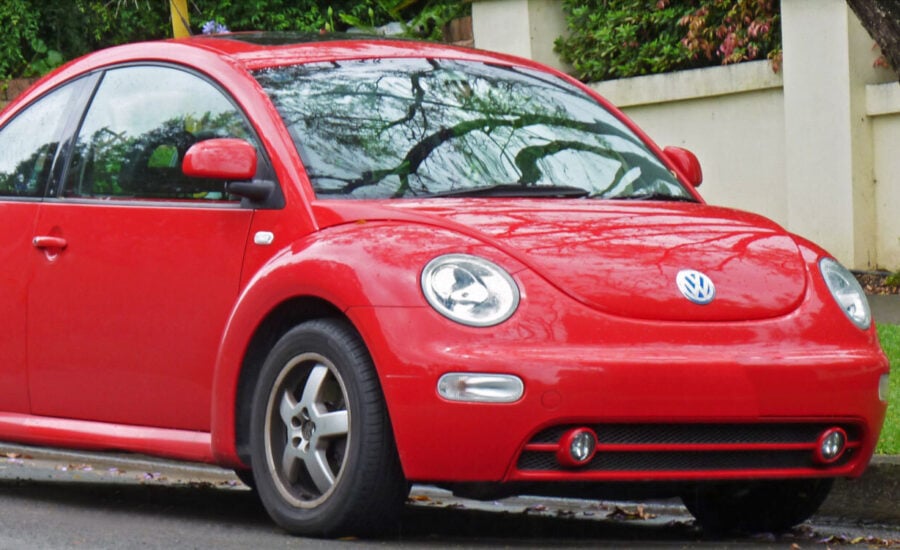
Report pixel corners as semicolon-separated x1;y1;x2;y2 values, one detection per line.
348;284;888;485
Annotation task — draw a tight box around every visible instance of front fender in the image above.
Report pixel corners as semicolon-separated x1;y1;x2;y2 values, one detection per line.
208;221;509;465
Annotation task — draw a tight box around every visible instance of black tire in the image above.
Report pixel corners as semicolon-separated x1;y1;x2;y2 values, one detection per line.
249;318;407;537
681;478;834;534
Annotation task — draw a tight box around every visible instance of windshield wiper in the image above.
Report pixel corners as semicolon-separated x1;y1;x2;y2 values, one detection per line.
426;184;590;198
609;193;698;202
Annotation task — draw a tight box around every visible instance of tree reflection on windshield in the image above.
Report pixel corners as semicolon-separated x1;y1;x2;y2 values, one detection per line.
254;58;691;201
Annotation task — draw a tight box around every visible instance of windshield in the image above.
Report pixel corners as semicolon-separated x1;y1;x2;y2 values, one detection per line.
254;58;693;201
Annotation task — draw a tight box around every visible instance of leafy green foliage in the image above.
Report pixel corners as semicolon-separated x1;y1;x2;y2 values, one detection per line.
876;323;899;454
0;1;470;80
886;271;900;288
332;0;470;41
0;0;169;80
555;0;781;82
0;0;58;80
197;0;469;41
193;0;331;34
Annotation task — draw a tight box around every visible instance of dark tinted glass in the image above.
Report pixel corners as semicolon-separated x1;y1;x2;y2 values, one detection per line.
0;81;82;198
255;58;691;201
64;65;255;202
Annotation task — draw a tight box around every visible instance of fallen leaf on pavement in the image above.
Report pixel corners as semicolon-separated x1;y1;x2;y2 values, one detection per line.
5;453;32;462
606;505;657;521
523;504;548;514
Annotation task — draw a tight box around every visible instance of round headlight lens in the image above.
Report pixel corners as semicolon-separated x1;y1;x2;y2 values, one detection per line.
819;257;871;330
421;254;519;327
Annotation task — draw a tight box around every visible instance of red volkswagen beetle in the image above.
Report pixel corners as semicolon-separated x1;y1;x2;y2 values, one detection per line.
0;33;889;536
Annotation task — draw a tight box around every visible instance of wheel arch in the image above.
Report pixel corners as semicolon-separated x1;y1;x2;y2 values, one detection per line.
210;221;480;467
210;287;408;467
208;252;375;468
231;296;348;466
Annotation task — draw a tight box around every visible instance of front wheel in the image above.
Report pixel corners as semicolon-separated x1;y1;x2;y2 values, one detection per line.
681;478;834;534
249;319;407;536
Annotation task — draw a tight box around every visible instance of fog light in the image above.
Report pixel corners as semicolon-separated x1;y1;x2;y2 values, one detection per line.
437;373;524;403
556;428;597;468
814;427;847;465
879;374;890;403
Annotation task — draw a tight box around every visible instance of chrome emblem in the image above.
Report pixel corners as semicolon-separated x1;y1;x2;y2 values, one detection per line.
676;269;716;305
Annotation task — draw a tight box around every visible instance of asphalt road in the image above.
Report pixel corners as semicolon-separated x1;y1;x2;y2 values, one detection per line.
0;445;898;549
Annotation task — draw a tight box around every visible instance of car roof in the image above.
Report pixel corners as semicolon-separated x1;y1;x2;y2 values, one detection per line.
183;32;539;71
5;32;547;116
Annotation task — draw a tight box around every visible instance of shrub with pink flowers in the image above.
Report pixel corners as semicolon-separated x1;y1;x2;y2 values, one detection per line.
555;0;782;82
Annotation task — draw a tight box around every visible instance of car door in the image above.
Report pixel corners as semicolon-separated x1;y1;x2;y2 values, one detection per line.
0;78;91;414
28;65;261;431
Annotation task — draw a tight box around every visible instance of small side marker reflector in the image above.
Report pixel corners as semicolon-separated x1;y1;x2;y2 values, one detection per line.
437;373;523;403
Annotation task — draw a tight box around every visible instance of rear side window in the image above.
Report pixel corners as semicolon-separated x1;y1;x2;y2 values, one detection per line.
0;81;82;198
63;65;256;202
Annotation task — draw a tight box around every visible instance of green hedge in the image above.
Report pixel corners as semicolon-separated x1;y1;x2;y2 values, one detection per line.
554;0;781;82
0;0;469;80
197;0;468;39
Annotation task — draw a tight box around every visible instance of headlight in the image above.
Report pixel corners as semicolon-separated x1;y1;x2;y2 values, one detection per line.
421;254;519;327
819;257;871;330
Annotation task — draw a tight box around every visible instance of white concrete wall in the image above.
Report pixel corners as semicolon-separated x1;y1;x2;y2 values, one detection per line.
472;0;571;73
781;0;891;269
590;62;788;227
869;82;900;270
472;0;900;270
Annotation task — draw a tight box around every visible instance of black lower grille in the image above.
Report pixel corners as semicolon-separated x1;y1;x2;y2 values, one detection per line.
529;423;858;445
517;422;860;473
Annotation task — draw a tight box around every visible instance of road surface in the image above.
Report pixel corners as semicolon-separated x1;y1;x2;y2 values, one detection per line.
0;444;897;549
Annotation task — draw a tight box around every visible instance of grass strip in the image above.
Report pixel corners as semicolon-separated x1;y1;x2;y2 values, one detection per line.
875;324;899;454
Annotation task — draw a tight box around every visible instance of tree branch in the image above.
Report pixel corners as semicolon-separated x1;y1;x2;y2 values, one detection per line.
846;0;900;79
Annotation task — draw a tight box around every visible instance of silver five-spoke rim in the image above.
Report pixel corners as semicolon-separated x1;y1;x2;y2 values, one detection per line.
265;352;350;508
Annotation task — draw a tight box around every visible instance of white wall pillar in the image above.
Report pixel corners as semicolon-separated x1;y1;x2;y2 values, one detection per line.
472;0;570;73
782;0;884;268
869;84;900;270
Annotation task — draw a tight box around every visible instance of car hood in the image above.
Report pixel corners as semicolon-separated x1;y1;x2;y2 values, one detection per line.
313;199;808;322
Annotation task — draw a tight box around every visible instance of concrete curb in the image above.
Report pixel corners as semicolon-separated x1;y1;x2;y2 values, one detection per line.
0;443;236;481
871;294;900;325
2;443;897;524
818;455;900;524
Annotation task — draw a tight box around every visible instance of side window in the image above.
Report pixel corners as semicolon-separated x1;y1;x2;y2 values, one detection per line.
0;81;83;198
64;65;257;202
